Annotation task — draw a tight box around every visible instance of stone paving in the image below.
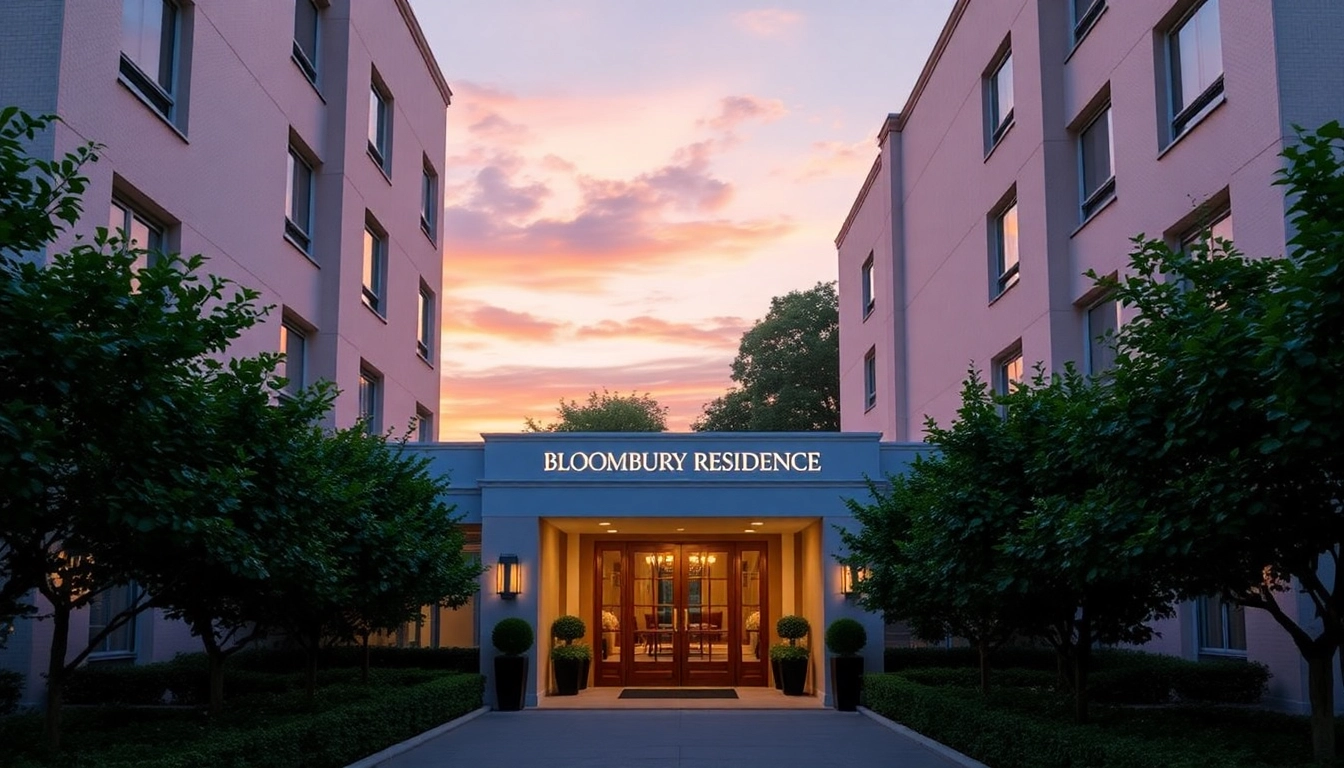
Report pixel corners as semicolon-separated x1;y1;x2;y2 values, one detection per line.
375;709;969;768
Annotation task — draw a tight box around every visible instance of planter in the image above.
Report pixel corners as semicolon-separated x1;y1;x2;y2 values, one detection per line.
779;657;808;696
830;656;864;711
494;655;529;711
579;656;590;690
553;657;583;696
771;658;783;690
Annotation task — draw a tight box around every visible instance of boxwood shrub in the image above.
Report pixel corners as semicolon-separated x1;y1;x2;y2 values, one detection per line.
0;669;23;715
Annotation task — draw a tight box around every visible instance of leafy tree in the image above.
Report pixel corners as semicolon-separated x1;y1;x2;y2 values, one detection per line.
693;281;838;432
0;108;96;258
526;389;667;432
1089;121;1344;760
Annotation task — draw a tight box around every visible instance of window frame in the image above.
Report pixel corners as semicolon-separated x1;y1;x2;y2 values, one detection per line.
109;198;165;273
991;197;1020;297
417;282;434;363
416;405;434;443
987;49;1014;147
1072;0;1106;44
863;348;877;412
1196;594;1247;656
119;0;182;120
421;158;438;241
861;254;875;320
362;218;388;316
292;0;320;85
279;319;308;399
87;582;140;658
1167;0;1225;141
994;347;1024;398
1078;104;1116;222
368;77;392;175
1083;296;1120;377
358;365;382;434
284;146;315;254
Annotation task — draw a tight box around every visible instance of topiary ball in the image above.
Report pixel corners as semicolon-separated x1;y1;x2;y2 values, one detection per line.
776;614;810;642
492;617;534;656
824;618;867;656
551;615;586;644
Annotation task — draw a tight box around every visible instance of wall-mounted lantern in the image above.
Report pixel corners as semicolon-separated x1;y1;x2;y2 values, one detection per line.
496;554;521;600
840;563;869;598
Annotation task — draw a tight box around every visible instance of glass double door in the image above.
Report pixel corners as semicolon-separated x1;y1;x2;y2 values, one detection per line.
595;542;767;687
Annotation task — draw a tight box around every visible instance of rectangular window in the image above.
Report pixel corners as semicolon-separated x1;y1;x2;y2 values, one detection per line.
1072;0;1105;42
108;199;163;272
1197;594;1247;654
1182;211;1233;256
863;348;877;411
292;0;319;84
995;349;1024;397
362;221;387;315
120;0;180;119
988;50;1014;145
88;582;139;655
1085;298;1119;376
421;159;438;240
1079;105;1115;220
359;366;381;433
861;254;875;319
416;406;434;443
368;79;391;173
285;147;314;253
992;199;1020;295
279;320;307;398
1169;0;1223;138
417;283;434;362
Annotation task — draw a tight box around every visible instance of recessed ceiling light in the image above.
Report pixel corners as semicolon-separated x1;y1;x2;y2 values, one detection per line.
743;529;757;533
676;527;685;532
606;529;619;533
598;522;610;526
750;522;764;526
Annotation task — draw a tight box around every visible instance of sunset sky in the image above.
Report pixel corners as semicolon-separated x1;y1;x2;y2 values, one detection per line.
407;1;955;439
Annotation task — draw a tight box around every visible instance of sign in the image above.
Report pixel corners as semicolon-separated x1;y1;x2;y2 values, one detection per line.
542;451;822;473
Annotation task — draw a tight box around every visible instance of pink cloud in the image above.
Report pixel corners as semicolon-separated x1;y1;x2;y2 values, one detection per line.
444;303;567;342
574;315;748;347
468;113;531;143
733;9;804;38
790;138;876;180
468;164;551;218
702;95;788;132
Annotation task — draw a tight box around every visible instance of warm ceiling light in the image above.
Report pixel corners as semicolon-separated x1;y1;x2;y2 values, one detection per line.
598;521;611;526
743;529;757;533
750;522;764;526
606;529;619;533
676;527;685;532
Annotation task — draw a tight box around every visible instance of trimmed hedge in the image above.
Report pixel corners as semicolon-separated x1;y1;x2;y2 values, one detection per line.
885;646;1059;672
226;646;479;673
0;669;23;715
898;666;1057;690
864;674;1244;768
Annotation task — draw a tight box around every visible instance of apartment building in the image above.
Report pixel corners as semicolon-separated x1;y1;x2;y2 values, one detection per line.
835;0;1344;713
0;0;450;705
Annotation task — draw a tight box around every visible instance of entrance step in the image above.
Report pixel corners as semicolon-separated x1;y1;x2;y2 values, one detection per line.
537;687;824;710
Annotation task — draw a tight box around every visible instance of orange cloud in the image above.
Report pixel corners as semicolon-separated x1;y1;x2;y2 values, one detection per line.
702;95;788;132
443;303;567;342
790;138;876;180
733;9;804;38
575;316;747;348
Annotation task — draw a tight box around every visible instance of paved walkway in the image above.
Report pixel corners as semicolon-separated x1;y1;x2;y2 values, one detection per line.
377;710;967;768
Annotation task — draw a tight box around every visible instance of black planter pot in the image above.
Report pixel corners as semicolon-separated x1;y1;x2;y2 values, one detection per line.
579;656;591;690
830;656;864;711
494;655;529;711
553;657;584;696
771;658;783;690
779;657;809;696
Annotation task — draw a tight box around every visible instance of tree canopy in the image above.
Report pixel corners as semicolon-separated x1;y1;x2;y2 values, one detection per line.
693;281;839;432
526;389;668;432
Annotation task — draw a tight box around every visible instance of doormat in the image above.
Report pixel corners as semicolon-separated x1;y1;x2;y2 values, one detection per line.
618;688;738;699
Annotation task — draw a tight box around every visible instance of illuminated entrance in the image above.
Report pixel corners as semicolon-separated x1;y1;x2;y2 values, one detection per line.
593;542;768;687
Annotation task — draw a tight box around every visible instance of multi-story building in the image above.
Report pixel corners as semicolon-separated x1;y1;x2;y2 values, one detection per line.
835;0;1344;714
0;0;450;707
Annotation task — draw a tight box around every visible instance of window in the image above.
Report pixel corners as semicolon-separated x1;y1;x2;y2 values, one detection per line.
861;254;875;319
1181;211;1233;256
1072;0;1105;42
988;50;1014;145
362;220;387;315
1197;594;1246;654
358;366;381;433
416;406;434;443
285;147;314;253
994;348;1024;397
1085;298;1119;376
292;0;319;84
1078;105;1114;220
368;78;392;173
1168;0;1223;139
88;582;139;655
120;0;181;119
108;199;163;272
417;282;434;362
421;159;438;240
863;348;877;411
279;320;307;398
992;199;1020;295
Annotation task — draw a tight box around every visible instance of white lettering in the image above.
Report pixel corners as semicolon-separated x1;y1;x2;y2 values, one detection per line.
808;452;821;471
544;452;559;471
543;450;824;473
694;452;708;471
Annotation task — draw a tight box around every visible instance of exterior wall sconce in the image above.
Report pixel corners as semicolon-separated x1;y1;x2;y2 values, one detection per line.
496;554;521;600
840;563;869;598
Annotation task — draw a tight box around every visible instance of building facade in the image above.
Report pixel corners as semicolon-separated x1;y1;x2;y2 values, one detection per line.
0;0;449;706
835;0;1344;713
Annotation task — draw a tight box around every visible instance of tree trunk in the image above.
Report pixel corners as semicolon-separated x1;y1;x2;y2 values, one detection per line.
1073;614;1092;725
977;640;991;696
361;632;371;684
1307;652;1336;762
43;602;71;754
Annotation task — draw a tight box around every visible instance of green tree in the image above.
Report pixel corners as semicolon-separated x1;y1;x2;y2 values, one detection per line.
526;389;667;432
693;281;839;432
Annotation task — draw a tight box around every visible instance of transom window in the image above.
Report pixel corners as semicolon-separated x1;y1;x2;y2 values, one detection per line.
863;348;877;411
285;147;314;254
988;50;1014;145
861;255;875;319
119;0;180;119
1079;105;1115;220
992;199;1019;296
362;220;387;315
1169;0;1224;139
279;320;307;399
292;0;320;84
368;79;392;173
